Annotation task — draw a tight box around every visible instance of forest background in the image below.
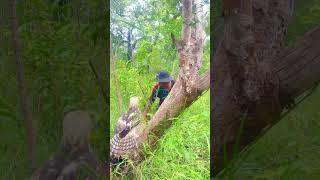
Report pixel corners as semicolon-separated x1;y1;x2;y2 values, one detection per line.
0;0;107;179
110;0;210;179
1;0;320;179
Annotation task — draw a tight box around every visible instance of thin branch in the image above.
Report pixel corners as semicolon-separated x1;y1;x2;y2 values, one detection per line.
10;0;37;171
111;43;124;113
89;60;108;107
132;36;144;49
137;80;148;100
113;16;144;32
171;33;177;46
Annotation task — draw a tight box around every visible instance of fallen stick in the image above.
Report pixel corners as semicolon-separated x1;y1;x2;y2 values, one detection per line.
89;59;108;107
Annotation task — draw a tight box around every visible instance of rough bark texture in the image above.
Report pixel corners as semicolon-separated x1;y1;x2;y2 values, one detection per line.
252;0;294;63
138;71;210;143
212;0;320;175
137;0;208;144
212;0;280;172
31;111;104;180
275;27;320;98
110;0;210;168
10;0;37;171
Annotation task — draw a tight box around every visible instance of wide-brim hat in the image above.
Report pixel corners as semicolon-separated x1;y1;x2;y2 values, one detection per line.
155;70;173;82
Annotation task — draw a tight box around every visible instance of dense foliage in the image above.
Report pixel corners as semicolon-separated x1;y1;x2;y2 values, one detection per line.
110;0;210;178
0;0;107;178
3;0;318;179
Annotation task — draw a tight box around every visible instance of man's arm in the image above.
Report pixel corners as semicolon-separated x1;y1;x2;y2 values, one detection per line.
143;84;158;119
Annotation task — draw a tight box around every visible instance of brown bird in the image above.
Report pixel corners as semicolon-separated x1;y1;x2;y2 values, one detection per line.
110;97;142;165
31;111;103;180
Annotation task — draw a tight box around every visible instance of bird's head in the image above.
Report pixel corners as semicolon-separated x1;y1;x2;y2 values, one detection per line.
129;96;140;110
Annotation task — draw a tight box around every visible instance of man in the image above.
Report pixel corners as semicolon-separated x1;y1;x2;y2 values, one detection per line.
143;70;175;119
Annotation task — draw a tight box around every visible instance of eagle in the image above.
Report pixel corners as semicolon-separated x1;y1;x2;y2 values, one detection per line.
110;96;143;166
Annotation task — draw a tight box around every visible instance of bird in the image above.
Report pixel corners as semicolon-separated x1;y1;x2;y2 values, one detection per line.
110;96;143;167
32;111;103;180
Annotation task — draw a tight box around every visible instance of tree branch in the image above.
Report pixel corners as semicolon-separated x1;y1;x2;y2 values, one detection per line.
89;60;108;107
274;27;320;100
110;0;209;168
132;36;144;50
137;0;208;152
182;0;192;43
138;71;209;144
10;0;37;171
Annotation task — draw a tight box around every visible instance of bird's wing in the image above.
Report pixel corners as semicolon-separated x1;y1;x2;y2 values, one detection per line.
110;130;138;159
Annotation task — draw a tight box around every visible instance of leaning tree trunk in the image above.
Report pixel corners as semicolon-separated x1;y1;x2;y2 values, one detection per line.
136;0;210;145
212;0;320;175
110;0;210;165
137;0;210;144
10;0;37;171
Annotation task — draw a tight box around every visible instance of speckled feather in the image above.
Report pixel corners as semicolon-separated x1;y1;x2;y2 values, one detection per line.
111;97;141;160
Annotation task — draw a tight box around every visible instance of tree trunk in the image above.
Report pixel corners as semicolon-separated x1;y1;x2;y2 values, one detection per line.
275;27;320;98
110;0;210;165
126;28;142;62
137;0;210;147
212;0;320;175
10;0;37;171
127;28;133;61
138;71;210;143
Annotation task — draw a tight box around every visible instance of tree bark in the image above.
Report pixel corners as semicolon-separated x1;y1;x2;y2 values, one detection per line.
127;28;133;61
275;27;320;98
138;71;210;143
137;0;209;145
110;0;210;165
212;0;320;175
10;0;37;171
126;28;143;62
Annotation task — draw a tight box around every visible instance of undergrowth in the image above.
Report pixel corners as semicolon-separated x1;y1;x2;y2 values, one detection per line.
110;60;210;179
217;87;320;179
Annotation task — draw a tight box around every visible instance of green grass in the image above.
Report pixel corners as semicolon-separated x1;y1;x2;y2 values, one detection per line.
110;61;210;179
0;119;60;179
135;92;210;179
217;88;320;179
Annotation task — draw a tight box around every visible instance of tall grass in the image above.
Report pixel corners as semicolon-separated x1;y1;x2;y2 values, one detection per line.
135;92;210;179
217;88;320;179
110;60;210;179
0;1;107;178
